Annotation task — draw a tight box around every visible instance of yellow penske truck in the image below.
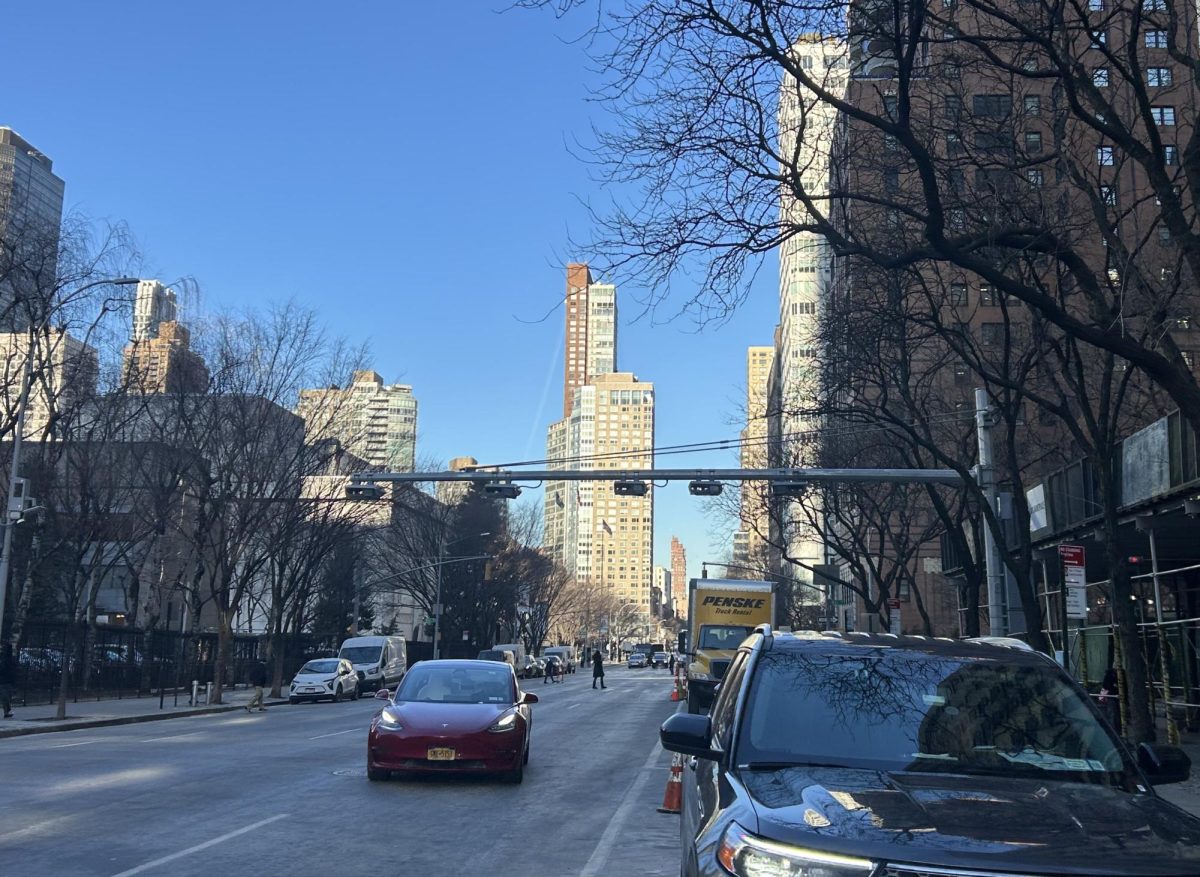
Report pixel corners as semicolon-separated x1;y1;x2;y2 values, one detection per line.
685;577;777;713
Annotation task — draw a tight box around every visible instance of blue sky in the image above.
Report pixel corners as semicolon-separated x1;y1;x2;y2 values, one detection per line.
2;2;779;582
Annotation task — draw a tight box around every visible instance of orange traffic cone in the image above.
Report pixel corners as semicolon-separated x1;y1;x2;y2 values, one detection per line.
670;687;680;702
658;753;684;813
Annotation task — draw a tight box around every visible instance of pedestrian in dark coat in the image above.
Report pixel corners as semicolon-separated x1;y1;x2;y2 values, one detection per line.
0;643;14;718
591;649;606;690
245;660;268;712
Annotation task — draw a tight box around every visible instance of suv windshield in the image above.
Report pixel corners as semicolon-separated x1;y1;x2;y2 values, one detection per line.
299;660;339;674
339;647;381;664
396;665;514;704
699;626;754;650
739;649;1131;786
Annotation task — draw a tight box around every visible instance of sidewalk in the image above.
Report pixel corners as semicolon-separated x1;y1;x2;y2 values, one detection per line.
0;687;291;739
1159;733;1200;816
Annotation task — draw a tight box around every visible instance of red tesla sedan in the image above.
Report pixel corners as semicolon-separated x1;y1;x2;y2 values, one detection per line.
367;659;538;784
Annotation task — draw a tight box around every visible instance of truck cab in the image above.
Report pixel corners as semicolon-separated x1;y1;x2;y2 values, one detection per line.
685;578;776;713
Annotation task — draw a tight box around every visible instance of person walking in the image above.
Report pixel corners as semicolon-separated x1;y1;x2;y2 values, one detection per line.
592;649;606;690
245;659;268;712
669;653;676;675
0;643;15;718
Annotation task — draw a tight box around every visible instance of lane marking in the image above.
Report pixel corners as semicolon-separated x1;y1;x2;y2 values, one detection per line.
308;728;358;740
566;703;582;710
50;740;99;749
141;732;201;742
0;812;75;843
109;813;289;876
580;740;664;877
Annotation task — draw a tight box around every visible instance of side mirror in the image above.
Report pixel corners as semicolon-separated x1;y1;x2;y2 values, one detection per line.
521;692;539;705
1139;742;1192;785
660;712;720;760
374;689;391;700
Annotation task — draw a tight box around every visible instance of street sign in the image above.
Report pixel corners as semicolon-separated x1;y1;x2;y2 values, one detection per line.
1059;544;1088;620
888;598;902;635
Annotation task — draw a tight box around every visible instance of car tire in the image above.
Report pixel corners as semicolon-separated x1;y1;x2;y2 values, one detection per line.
367;762;389;782
504;761;525;784
524;741;530;765
333;686;343;703
289;696;298;705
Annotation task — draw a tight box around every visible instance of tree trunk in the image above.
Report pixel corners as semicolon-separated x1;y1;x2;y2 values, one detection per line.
1105;518;1154;742
55;621;79;721
211;609;231;705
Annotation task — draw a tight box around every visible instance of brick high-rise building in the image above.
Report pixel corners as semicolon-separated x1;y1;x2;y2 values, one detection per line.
562;263;617;417
122;321;209;394
670;536;687;620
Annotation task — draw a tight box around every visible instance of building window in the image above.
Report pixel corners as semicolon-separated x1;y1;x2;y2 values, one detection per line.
1176;316;1191;329
980;284;998;306
950;282;968;305
801;55;814;70
972;94;1012;118
1097;146;1115;165
1092;68;1110;87
1024;95;1041;115
1088;0;1104;8
883;94;898;117
946;132;964;155
1100;184;1117;206
981;323;1004;346
1164;144;1179;165
948;208;966;230
1152;106;1176;126
1144;0;1166;10
884;134;899;151
1146;30;1168;48
1091;30;1107;48
944;94;962;120
1026;169;1044;187
883;170;900;194
1147;67;1173;86
953;363;969;383
1159;225;1173;244
1024;131;1043;153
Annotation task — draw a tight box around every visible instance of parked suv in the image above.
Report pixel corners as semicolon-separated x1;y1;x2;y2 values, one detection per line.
661;628;1200;877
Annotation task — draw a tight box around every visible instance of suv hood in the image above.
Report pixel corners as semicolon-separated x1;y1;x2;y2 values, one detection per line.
741;766;1200;875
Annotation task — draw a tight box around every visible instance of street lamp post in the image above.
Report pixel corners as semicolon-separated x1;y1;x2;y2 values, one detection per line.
0;277;140;641
433;531;490;659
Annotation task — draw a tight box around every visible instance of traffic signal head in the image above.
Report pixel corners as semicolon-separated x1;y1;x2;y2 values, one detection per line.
688;480;723;497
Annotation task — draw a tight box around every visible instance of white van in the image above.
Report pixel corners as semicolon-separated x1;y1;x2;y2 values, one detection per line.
543;646;576;674
338;635;407;691
491;643;529;677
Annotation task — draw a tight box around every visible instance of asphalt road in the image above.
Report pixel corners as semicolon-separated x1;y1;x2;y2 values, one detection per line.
0;666;682;877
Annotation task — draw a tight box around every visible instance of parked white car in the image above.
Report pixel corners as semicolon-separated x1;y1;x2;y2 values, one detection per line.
289;658;360;704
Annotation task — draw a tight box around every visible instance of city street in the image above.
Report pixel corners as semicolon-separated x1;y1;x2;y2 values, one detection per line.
0;666;681;877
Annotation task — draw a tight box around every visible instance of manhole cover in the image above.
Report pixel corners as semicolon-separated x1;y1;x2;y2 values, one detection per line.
333;768;366;777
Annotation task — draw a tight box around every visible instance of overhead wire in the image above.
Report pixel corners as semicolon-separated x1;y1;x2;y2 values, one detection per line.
467;410;976;472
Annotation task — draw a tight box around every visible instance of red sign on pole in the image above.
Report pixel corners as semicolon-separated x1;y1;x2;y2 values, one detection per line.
1058;544;1085;566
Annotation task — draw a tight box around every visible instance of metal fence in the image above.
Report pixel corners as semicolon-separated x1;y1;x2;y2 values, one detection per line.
11;622;344;708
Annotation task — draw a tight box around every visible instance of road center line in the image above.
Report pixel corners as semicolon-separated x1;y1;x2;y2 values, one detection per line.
566;703;582;710
309;728;358;740
50;740;99;748
579;739;664;877
109;813;289;877
141;732;201;742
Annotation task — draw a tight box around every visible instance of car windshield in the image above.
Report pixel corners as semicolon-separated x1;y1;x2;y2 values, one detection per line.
339;647;381;664
478;650;506;661
699;626;754;650
396;665;515;704
738;649;1132;786
654;653;668;660
299;660;339;674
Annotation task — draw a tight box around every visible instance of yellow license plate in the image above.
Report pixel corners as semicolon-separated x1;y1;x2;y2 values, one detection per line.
427;747;456;761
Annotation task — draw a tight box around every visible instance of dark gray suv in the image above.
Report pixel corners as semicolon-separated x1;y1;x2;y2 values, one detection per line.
661;629;1200;877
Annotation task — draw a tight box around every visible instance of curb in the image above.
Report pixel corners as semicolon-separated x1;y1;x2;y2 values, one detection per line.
0;698;291;739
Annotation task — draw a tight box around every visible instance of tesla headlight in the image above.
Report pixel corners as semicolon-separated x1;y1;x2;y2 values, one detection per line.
488;709;519;733
717;824;872;877
378;709;403;730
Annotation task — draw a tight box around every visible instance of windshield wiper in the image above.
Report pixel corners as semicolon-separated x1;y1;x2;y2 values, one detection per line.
738;760;855;771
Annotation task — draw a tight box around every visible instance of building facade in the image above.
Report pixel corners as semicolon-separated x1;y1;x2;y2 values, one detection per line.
123;321;209;394
132;280;178;342
670;536;687;620
653;565;672;618
0;128;67;330
734;345;774;566
0;329;97;436
298;370;418;472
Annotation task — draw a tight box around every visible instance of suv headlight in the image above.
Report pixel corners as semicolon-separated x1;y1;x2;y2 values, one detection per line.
717;824;872;877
